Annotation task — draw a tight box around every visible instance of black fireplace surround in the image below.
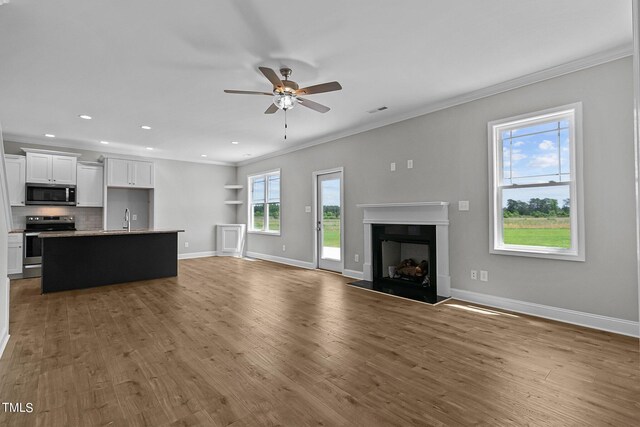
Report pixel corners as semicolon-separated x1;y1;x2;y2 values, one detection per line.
372;224;437;303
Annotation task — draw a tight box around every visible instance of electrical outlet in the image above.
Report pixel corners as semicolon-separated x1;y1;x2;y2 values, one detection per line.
354;253;359;262
470;270;477;280
132;214;138;220
390;162;396;171
480;270;488;282
407;159;413;169
282;245;286;252
305;206;311;213
184;242;189;248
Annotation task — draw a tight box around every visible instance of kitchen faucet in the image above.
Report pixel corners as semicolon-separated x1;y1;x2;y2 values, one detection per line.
124;208;131;232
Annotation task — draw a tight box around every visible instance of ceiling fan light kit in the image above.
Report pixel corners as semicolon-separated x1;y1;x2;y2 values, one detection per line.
273;92;297;110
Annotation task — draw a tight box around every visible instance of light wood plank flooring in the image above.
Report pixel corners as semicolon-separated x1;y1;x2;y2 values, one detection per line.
0;257;638;426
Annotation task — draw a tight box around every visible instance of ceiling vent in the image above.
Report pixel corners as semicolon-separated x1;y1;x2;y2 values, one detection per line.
367;106;388;114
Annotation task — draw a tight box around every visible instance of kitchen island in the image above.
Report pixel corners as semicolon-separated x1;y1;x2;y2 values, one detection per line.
39;229;184;293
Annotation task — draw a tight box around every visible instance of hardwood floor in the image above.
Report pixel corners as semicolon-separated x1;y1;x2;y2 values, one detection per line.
0;257;638;426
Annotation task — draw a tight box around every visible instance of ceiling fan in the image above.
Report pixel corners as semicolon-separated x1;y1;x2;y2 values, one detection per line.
224;67;342;114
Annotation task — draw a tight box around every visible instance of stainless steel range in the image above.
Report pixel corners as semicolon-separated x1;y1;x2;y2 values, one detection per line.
23;216;76;278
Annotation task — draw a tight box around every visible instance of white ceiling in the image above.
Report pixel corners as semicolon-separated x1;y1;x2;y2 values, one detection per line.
0;0;632;165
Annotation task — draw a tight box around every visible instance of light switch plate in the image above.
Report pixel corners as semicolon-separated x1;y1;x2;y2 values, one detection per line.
480;270;488;282
407;159;413;169
390;162;396;171
132;214;138;220
458;201;469;211
305;206;311;213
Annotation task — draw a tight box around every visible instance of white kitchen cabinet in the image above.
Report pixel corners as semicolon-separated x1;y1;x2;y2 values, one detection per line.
216;224;246;257
5;155;25;206
26;152;77;185
76;163;104;207
106;158;154;188
7;233;23;275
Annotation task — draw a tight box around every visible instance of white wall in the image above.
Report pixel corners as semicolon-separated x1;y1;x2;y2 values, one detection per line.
237;57;639;323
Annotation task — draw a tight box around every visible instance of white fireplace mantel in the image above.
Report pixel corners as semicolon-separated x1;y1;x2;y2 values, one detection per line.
358;201;451;297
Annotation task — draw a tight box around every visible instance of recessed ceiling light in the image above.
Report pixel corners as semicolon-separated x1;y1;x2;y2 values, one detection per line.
141;125;151;130
100;140;110;144
145;147;153;150
231;141;239;145
78;114;92;120
201;154;207;157
44;134;55;138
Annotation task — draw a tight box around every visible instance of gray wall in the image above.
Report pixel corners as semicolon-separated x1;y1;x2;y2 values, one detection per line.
3;141;237;255
106;188;151;230
237;57;639;322
153;158;237;255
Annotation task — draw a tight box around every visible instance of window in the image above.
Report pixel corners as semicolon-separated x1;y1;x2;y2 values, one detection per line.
488;103;584;261
248;170;280;234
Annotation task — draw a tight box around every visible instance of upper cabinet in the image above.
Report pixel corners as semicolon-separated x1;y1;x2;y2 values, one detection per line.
24;149;80;185
106;158;154;188
76;163;104;207
5;155;25;206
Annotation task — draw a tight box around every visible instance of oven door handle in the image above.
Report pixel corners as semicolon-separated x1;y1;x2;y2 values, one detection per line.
25;232;40;237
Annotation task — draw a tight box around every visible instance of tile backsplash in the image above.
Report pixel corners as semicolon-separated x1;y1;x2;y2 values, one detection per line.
12;206;103;230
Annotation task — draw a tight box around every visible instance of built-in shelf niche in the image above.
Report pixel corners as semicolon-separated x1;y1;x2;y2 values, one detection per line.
224;184;243;205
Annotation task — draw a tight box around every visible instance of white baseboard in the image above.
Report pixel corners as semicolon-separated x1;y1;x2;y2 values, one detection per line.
342;269;364;280
450;288;639;338
245;251;315;270
178;251;218;260
0;327;9;359
0;277;9;358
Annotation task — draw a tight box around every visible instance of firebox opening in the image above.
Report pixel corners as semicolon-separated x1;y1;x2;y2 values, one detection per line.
381;241;430;283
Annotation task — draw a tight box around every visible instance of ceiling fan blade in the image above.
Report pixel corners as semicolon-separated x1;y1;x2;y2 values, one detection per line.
259;67;284;88
297;97;330;113
224;90;272;95
296;81;342;96
264;103;279;114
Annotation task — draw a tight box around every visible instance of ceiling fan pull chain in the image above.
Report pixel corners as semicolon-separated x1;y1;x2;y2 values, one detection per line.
284;109;288;141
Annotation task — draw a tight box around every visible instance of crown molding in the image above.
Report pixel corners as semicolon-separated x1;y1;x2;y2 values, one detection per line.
237;44;633;167
2;133;235;167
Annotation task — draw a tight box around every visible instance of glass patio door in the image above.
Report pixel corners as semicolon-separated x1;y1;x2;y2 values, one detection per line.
317;171;342;272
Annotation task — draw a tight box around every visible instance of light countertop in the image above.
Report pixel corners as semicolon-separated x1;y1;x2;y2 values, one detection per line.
38;229;185;238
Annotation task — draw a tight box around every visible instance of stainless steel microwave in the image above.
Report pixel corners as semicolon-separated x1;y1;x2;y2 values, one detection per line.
25;184;76;206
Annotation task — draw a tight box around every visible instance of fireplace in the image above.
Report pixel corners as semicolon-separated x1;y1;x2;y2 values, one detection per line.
356;202;451;303
372;224;437;303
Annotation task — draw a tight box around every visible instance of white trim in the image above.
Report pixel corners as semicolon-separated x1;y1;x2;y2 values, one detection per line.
20;147;82;157
0;278;10;358
0;329;9;359
245;251;315;270
488;103;585;262
357;201;449;208
178;251;217;260
632;0;640;341
450;288;639;338
237;45;633;167
342;269;364;280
